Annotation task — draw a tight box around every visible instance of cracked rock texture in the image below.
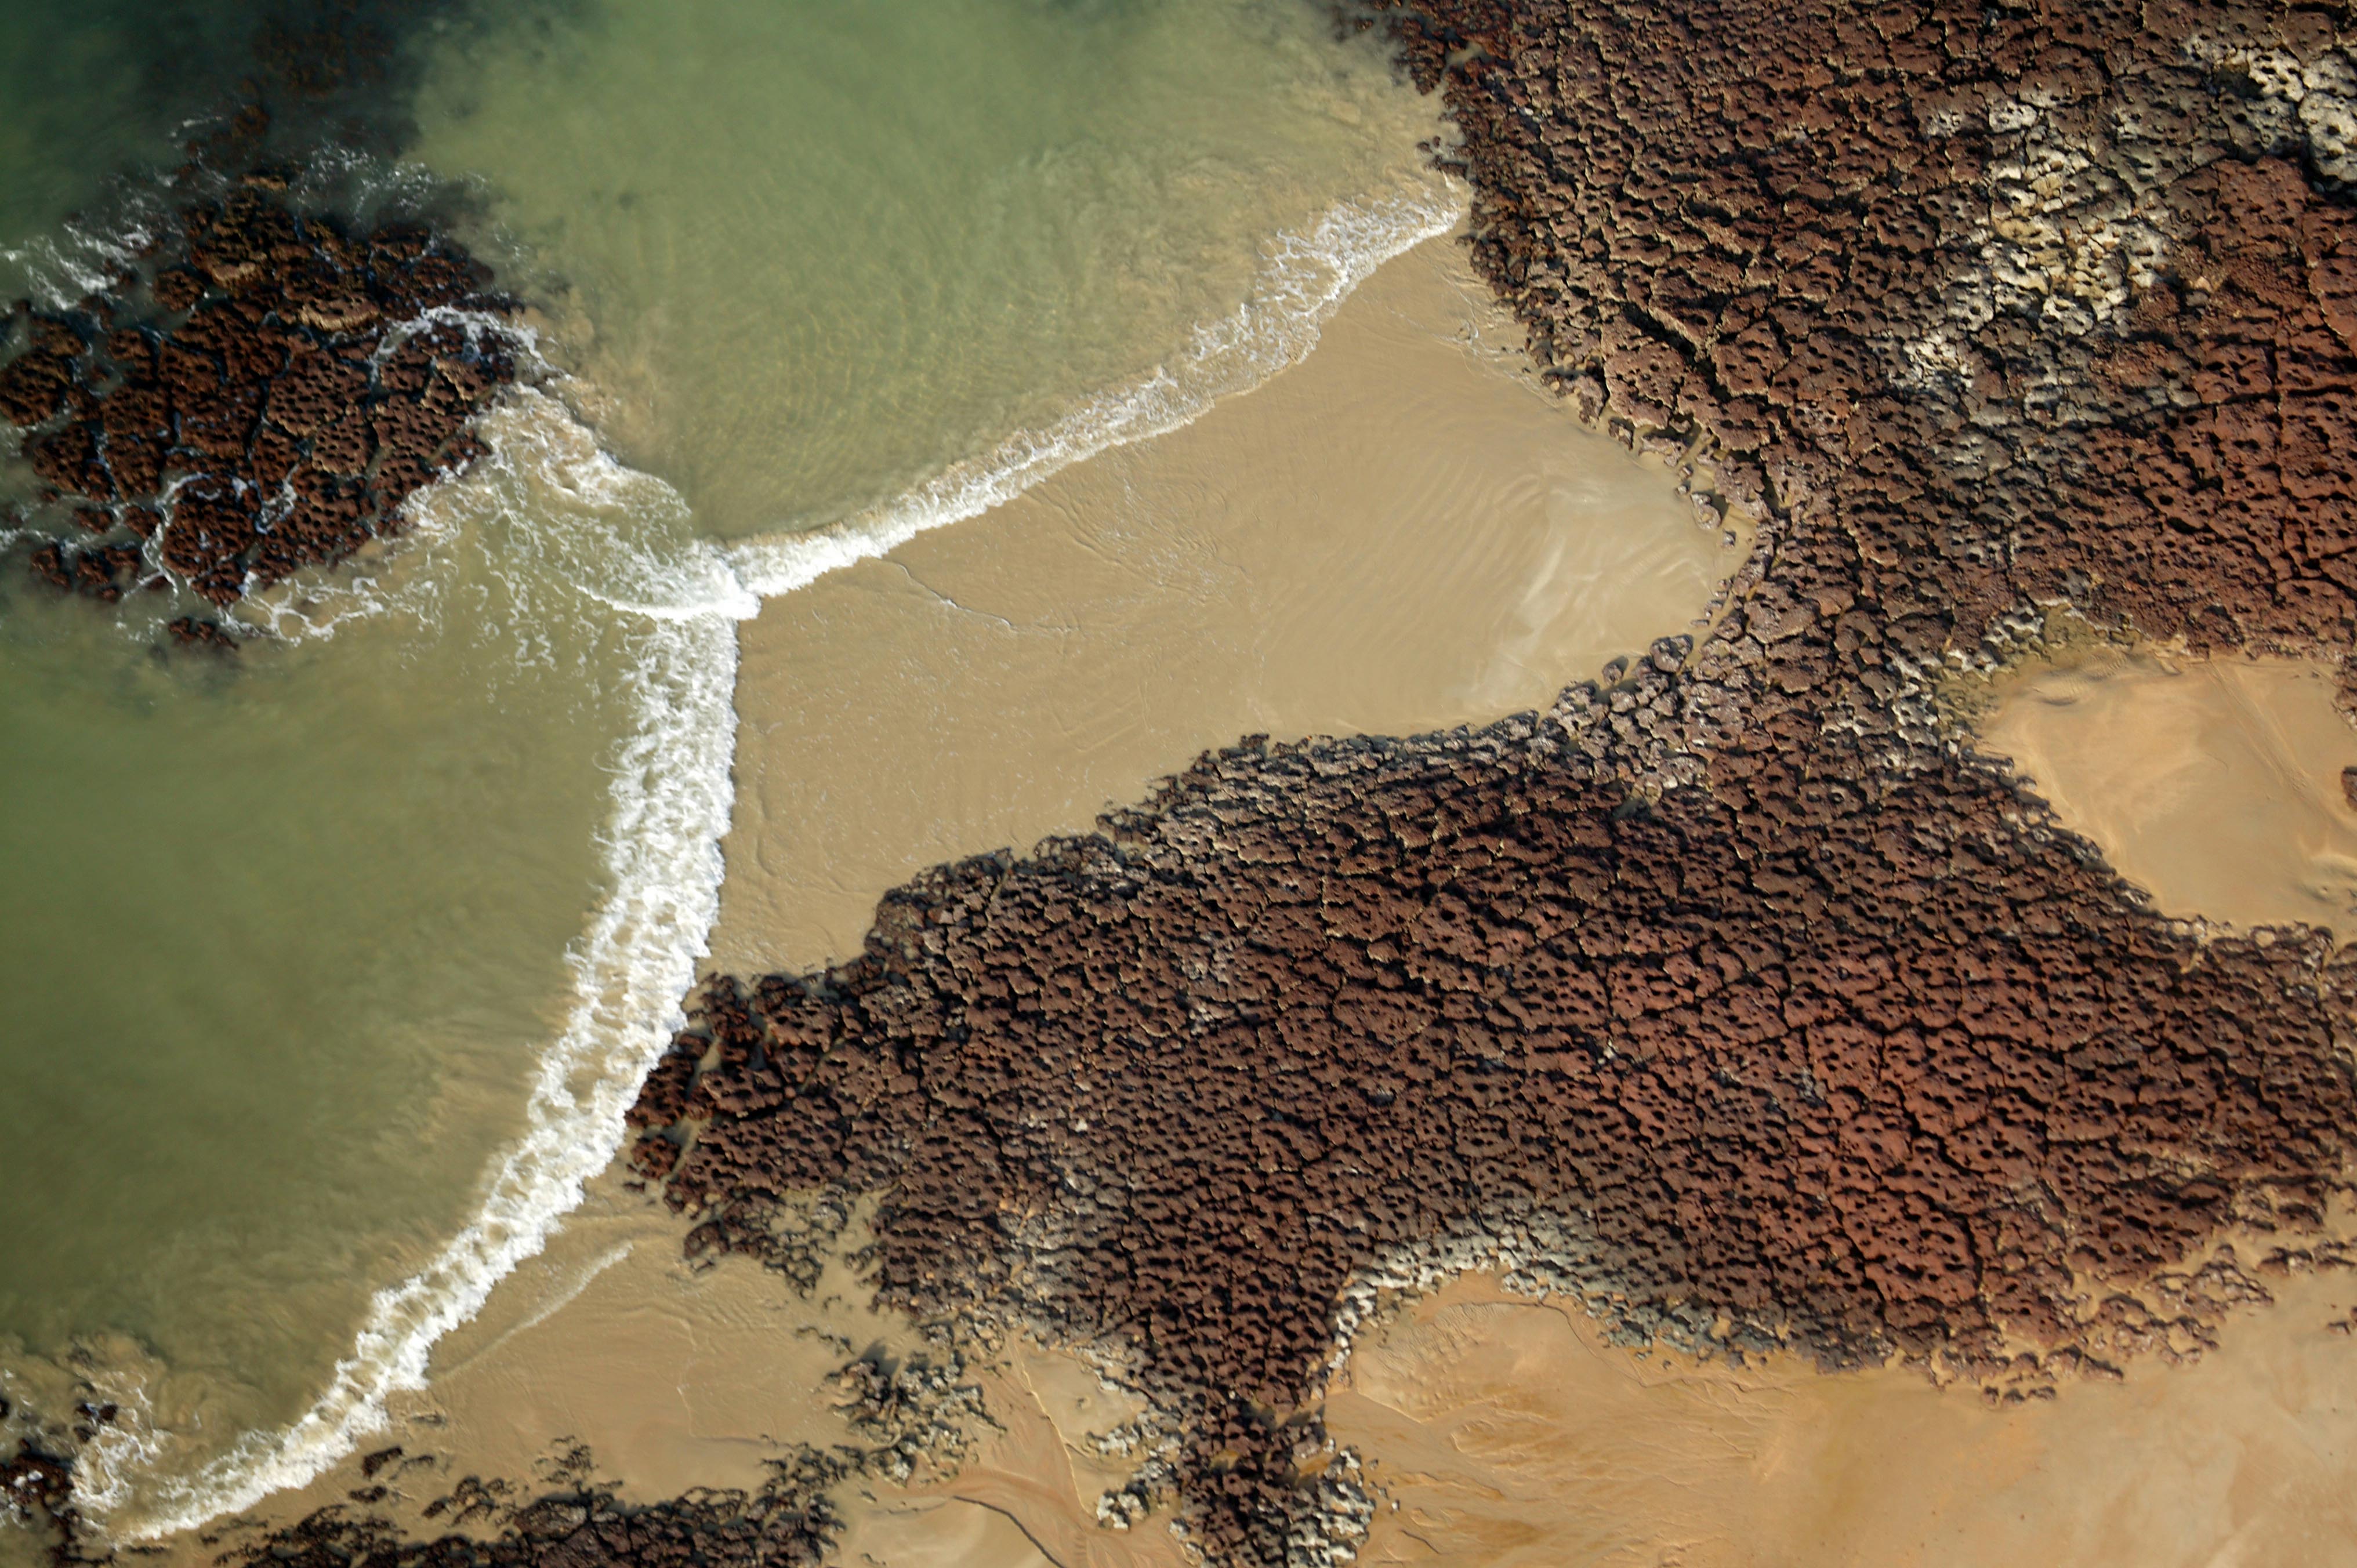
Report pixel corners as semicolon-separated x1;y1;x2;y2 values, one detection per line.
1;183;514;623
616;2;2357;1562
205;1458;847;1568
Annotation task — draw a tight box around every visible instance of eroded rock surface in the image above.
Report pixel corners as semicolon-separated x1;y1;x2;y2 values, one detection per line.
612;2;2357;1563
1;183;513;626
208;1458;846;1568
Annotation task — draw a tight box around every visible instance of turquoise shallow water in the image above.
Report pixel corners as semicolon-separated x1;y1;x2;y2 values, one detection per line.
0;0;1446;1545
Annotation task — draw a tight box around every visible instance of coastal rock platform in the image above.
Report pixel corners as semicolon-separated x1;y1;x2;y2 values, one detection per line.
0;183;515;631
101;1;2357;1565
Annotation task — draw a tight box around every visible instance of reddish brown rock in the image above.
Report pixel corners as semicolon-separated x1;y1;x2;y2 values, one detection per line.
1;185;516;623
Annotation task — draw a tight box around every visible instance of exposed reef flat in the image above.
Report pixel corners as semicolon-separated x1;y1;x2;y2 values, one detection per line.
0;183;515;625
113;0;2357;1565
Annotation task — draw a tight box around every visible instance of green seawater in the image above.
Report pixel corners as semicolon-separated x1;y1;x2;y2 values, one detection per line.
406;0;1449;538
0;542;608;1420
0;0;1446;1547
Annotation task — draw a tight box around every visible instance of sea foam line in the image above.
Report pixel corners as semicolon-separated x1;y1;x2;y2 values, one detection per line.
727;184;1464;596
106;181;1463;1541
117;406;745;1542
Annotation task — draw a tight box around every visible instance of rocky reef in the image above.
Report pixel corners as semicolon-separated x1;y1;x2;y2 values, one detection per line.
611;1;2357;1562
1;1437;78;1564
204;1455;846;1568
1;182;514;630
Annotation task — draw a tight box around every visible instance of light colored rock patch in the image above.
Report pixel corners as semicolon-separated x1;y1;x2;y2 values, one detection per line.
1907;95;2173;397
2185;35;2357;183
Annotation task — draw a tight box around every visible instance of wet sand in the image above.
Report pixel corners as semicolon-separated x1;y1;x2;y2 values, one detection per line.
710;232;1740;972
171;1176;1188;1568
1329;1264;2357;1568
1977;648;2357;936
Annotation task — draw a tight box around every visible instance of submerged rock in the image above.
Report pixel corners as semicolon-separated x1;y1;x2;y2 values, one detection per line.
0;185;516;620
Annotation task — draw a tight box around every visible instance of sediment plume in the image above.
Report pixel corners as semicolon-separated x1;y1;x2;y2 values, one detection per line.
186;0;2357;1563
1;182;514;631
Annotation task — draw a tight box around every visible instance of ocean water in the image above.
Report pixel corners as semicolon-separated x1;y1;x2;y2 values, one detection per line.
0;0;1448;1548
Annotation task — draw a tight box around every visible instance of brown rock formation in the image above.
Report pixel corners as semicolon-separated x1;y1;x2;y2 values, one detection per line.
1;184;515;630
1;1439;78;1563
610;2;2357;1562
209;1457;846;1568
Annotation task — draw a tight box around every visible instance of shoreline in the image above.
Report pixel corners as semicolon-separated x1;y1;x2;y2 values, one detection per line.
18;1;2357;1564
615;2;2357;1560
14;190;1475;1552
120;219;1736;1566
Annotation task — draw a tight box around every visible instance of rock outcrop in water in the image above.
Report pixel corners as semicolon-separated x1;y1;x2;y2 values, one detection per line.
1;1439;78;1563
607;1;2357;1562
1;182;514;630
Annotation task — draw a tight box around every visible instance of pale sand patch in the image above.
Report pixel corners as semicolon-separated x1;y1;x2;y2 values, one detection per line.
1976;648;2357;936
710;233;1741;973
1330;1266;2357;1568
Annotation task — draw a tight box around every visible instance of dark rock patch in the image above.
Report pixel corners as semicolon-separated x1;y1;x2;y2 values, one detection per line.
207;1458;844;1568
1;1440;81;1565
1;186;516;620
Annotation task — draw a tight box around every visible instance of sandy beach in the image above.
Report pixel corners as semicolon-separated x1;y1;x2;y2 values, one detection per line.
1977;648;2357;937
19;3;2357;1566
1331;1257;2357;1568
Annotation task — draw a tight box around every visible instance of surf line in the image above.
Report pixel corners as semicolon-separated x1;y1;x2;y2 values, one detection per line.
110;180;1466;1543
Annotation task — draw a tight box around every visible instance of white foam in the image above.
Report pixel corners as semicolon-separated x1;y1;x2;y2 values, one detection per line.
95;183;1465;1542
727;186;1464;596
0;206;161;309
